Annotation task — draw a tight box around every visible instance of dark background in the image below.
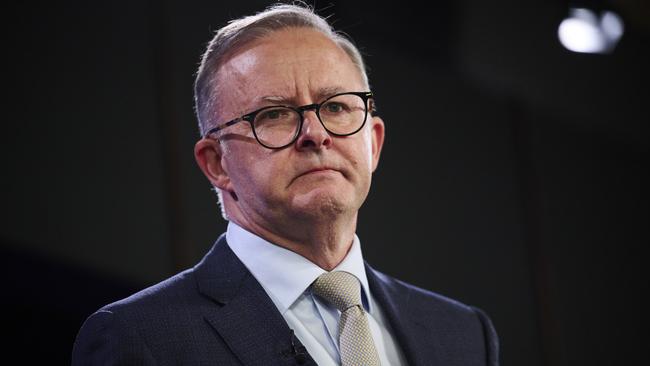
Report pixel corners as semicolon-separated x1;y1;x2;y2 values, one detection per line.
2;0;648;364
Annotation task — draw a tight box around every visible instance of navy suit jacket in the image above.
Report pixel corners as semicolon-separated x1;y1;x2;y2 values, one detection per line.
73;235;499;365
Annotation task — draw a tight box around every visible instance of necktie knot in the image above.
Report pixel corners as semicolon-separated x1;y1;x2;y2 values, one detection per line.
312;271;362;312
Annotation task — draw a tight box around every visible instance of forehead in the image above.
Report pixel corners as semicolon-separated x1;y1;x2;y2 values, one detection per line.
215;28;365;113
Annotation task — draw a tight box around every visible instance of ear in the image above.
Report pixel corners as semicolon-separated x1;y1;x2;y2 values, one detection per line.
194;138;233;191
369;116;385;172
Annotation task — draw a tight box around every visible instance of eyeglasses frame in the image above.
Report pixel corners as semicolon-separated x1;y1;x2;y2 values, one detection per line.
203;91;375;149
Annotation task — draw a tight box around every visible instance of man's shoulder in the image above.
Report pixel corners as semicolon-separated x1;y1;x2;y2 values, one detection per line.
71;239;248;365
367;265;499;365
367;265;487;321
101;268;197;314
366;266;499;365
84;267;208;334
98;235;230;318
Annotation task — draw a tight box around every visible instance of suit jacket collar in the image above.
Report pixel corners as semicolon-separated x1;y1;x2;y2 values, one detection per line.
194;234;316;366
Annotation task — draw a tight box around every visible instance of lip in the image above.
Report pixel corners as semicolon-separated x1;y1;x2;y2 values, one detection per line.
304;167;337;175
295;167;341;180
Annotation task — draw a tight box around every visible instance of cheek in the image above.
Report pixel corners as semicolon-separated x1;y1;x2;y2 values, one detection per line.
357;129;375;169
225;148;286;193
222;146;255;186
341;137;374;185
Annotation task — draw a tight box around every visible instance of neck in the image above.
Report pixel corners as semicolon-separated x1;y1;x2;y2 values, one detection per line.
230;210;358;271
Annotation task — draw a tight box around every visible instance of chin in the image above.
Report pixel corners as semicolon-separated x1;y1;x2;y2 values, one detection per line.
290;190;350;220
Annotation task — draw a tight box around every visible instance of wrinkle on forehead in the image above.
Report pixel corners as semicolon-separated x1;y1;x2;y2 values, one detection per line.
215;28;365;118
259;86;347;105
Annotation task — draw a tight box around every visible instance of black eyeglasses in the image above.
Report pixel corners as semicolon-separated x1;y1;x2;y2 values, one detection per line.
204;91;374;149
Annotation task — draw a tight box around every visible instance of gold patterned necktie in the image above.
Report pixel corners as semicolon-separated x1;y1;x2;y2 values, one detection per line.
312;271;381;366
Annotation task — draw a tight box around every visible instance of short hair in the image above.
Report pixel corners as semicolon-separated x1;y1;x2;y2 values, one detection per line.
193;2;370;136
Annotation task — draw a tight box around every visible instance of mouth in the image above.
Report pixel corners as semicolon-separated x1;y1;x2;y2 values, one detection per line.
292;167;343;183
304;167;337;175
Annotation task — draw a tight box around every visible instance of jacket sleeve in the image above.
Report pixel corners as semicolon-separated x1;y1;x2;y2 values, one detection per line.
72;309;157;365
471;306;500;366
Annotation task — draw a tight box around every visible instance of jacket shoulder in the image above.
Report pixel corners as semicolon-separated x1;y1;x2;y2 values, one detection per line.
72;268;214;365
100;268;198;315
369;266;475;314
367;266;500;365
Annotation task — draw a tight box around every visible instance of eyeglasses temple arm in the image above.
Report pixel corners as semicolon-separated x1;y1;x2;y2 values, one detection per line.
204;117;244;137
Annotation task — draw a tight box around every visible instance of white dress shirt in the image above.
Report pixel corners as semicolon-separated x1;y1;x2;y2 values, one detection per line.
226;222;406;366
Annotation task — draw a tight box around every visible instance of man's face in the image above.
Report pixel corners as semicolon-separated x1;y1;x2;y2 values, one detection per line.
202;27;384;231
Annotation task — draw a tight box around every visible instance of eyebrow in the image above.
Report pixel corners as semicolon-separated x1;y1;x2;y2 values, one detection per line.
256;86;348;106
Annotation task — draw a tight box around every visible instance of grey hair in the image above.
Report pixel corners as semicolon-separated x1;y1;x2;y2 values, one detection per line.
193;2;370;136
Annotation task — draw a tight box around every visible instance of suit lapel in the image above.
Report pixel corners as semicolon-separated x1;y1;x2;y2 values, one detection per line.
195;236;317;366
194;236;440;366
366;263;440;366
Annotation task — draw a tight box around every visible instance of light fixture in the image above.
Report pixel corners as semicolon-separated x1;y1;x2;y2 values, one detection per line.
558;6;624;54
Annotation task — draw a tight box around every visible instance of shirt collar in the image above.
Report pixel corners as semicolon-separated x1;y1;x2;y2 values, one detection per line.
225;221;371;314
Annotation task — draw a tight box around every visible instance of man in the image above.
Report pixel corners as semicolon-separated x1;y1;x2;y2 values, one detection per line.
73;3;499;365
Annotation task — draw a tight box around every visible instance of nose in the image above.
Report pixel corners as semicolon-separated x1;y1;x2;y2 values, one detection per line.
295;110;332;150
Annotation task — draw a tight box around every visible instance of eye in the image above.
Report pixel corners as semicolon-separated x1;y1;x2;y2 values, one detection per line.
323;102;345;113
260;109;287;119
